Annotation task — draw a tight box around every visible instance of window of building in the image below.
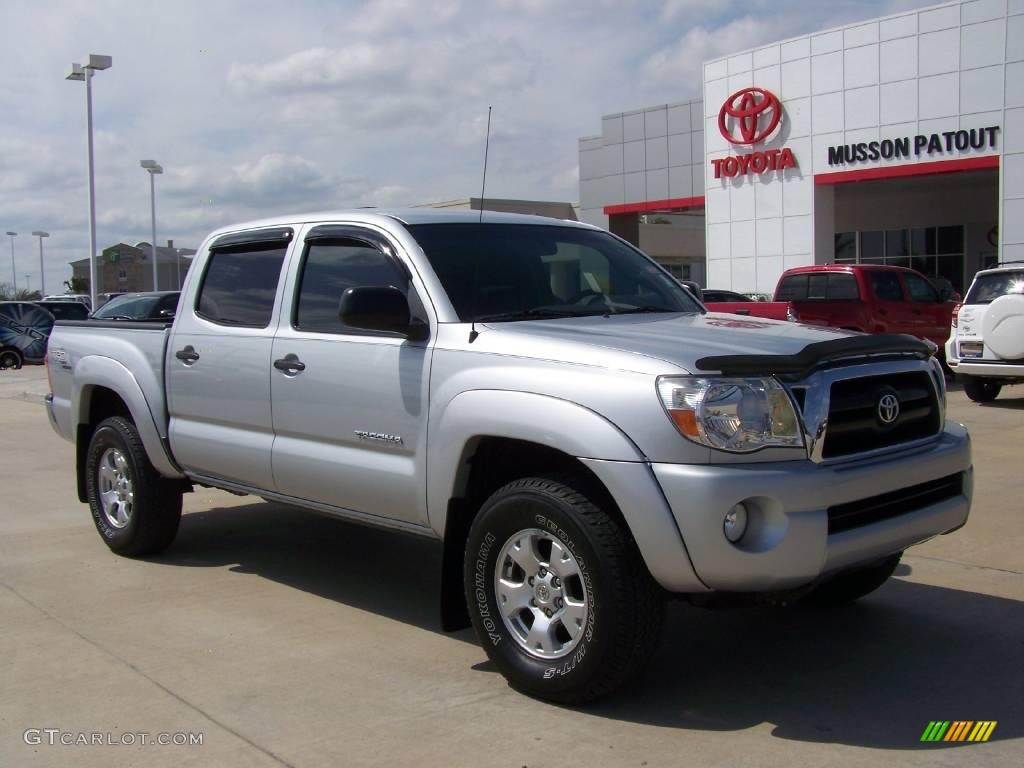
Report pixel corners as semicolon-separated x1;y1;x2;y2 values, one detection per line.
196;243;288;327
831;226;965;293
294;241;408;334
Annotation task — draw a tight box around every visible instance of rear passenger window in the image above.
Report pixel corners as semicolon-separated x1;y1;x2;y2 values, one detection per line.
870;272;904;301
294;241;408;333
903;273;939;303
196;244;288;327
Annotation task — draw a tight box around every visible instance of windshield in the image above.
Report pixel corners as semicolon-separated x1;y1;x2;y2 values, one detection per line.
407;223;702;322
964;270;1024;304
93;295;164;319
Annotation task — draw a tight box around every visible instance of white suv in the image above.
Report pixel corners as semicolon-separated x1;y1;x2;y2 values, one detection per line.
946;263;1024;402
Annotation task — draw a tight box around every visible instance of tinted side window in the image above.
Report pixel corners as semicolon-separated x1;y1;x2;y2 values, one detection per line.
828;274;859;299
870;272;904;301
156;293;181;316
295;241;407;333
903;273;939;303
196;245;287;327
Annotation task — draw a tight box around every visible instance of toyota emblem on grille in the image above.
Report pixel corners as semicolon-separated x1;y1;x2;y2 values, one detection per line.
877;393;900;424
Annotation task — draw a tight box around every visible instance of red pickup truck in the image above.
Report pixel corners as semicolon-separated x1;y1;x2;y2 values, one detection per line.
774;265;957;348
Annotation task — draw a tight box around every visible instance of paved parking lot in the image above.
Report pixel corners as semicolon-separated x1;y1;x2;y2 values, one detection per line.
1;365;1021;767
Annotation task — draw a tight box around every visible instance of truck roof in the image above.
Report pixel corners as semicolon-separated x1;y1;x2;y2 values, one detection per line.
204;208;595;240
782;264;919;275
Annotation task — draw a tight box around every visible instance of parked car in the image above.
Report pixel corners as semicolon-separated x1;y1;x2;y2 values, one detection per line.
0;301;55;368
96;292;127;308
42;294;92;311
90;291;180;321
35;300;90;321
945;262;1024;402
45;210;971;703
775;265;958;349
702;289;752;303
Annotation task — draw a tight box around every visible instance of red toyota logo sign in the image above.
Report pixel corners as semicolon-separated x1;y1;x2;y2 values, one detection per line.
718;87;782;145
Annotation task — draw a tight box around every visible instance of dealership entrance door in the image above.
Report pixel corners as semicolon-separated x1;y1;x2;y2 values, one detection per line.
815;167;998;295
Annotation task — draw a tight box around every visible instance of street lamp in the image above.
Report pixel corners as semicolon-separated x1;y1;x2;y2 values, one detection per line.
67;53;112;310
140;160;163;291
4;232;15;294
31;231;50;297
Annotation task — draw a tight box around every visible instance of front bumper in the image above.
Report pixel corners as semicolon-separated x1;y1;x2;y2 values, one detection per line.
651;423;972;591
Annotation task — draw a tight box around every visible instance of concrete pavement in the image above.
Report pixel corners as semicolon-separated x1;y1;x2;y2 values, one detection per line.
1;367;1021;767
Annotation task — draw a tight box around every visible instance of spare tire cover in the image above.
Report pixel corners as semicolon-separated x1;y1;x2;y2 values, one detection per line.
0;302;55;363
982;293;1024;360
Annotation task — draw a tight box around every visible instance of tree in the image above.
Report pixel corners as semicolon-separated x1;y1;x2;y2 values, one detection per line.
64;276;89;294
14;289;41;301
0;282;13;300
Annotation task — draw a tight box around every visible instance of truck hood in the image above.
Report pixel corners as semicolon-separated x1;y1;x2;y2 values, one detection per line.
474;312;853;374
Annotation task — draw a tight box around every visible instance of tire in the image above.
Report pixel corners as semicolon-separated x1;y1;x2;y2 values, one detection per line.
0;348;23;370
464;475;664;704
801;553;901;607
85;416;182;556
963;378;1001;403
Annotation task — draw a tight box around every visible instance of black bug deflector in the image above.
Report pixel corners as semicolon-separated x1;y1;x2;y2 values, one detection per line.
695;333;935;378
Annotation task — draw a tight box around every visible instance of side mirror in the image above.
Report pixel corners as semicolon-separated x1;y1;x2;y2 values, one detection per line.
338;286;421;337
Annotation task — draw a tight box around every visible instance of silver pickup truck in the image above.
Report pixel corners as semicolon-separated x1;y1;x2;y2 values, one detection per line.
45;210;972;703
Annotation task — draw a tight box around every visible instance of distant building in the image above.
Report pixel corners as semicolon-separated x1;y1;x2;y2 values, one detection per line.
415;197;578;221
70;240;195;293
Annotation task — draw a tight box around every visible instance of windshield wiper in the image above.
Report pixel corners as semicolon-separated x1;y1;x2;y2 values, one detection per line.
606;305;679;316
474;309;582;323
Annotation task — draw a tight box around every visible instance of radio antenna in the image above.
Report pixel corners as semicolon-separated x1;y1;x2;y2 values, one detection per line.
478;106;492;223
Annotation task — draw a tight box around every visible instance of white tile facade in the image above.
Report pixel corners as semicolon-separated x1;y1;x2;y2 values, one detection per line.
579;0;1018;292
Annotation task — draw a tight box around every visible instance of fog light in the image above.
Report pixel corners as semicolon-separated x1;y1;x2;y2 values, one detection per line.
723;503;749;543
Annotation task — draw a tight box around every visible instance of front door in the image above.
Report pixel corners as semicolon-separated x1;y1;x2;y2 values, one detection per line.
167;228;293;488
270;225;432;527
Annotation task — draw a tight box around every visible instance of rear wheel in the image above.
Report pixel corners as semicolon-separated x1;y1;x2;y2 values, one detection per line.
85;416;182;556
0;348;23;370
801;553;901;607
963;378;1001;403
464;475;664;704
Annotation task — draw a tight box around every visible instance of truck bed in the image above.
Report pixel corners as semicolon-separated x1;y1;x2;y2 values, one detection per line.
46;320;173;445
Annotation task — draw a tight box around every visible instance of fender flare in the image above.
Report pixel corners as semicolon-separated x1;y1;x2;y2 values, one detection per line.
428;389;644;536
72;355;183;480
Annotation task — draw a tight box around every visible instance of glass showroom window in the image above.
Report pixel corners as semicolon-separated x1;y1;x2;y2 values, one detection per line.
833;226;965;293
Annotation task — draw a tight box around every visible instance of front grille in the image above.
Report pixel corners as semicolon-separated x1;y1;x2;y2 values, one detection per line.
827;473;963;534
821;371;940;459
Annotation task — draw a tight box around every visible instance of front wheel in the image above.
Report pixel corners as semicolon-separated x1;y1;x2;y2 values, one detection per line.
0;348;23;370
963;378;1001;403
85;416;183;556
464;476;664;704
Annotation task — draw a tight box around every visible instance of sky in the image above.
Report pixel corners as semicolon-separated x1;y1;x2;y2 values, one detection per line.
1;0;929;291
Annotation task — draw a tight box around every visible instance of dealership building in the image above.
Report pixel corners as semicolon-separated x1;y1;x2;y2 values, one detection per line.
578;0;1024;294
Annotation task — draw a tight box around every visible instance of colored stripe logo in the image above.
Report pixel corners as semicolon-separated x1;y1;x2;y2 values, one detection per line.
920;721;997;742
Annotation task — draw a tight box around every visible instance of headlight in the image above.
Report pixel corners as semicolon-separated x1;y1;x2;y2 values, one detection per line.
657;376;804;452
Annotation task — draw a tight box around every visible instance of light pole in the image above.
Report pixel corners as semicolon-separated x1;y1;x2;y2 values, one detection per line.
5;232;15;294
67;54;112;310
175;248;182;289
140;160;163;291
31;231;50;296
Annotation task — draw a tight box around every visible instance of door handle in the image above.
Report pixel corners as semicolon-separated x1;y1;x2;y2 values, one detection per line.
734;309;751;316
878;308;888;316
175;345;200;363
274;355;306;373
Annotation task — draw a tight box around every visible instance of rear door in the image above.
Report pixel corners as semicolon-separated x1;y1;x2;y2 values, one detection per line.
901;271;949;345
867;270;916;335
167;228;293;488
269;224;433;527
